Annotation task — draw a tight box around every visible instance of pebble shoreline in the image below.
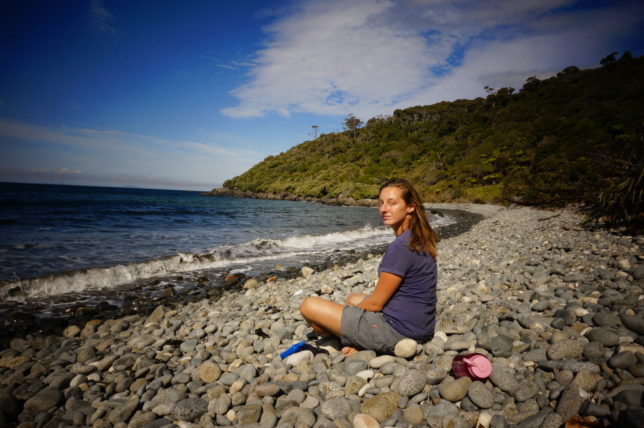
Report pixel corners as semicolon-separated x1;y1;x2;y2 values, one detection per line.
0;204;642;428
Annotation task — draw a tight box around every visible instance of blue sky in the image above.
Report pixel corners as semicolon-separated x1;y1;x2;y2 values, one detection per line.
1;0;642;191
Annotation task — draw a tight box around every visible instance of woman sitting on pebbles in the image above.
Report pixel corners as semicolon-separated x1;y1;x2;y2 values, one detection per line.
300;178;439;356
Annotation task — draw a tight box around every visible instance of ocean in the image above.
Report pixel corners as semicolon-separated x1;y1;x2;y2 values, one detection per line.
0;182;461;334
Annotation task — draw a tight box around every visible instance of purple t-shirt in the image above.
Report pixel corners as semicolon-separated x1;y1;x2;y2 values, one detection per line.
379;229;437;342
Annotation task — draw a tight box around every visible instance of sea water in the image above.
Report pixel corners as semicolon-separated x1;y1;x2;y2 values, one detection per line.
0;182;455;307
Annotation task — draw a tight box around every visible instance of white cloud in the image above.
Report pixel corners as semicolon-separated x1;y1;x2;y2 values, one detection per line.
222;0;643;120
89;0;118;36
0;118;256;159
27;168;82;175
222;0;437;118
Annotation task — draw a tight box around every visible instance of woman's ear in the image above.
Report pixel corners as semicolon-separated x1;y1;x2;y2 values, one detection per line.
407;204;416;214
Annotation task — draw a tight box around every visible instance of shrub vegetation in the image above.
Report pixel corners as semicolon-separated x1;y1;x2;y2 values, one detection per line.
220;54;643;226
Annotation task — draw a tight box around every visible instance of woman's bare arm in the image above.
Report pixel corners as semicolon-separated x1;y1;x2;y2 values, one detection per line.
355;272;403;312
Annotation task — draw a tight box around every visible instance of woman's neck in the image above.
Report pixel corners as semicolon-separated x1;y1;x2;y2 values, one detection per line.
394;217;412;236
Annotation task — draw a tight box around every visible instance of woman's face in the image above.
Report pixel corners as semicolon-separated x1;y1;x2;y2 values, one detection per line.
379;186;415;232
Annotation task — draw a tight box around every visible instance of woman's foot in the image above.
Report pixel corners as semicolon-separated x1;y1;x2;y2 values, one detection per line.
341;346;359;356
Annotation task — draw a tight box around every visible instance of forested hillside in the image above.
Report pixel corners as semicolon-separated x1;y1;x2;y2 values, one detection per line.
217;54;642;217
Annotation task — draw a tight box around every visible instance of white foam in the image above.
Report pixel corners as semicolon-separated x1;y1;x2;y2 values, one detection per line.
0;250;304;301
277;226;389;249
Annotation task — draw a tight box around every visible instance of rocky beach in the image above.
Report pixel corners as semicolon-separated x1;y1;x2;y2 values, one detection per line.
1;204;642;428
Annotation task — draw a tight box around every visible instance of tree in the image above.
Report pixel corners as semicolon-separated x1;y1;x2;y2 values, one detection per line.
311;125;319;139
522;76;540;92
600;51;618;66
343;114;363;139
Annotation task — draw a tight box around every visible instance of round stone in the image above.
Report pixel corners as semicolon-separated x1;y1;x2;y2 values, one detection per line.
514;381;539;402
489;364;516;393
621;313;644;335
356;369;375;380
172;398;207;421
438;376;471;402
320;397;351;420
468;381;494;409
347;350;377;363
63;325;81;337
284;350;313;366
353;413;380;428
23;388;63;412
555;370;574;386
394;338;418;358
236;364;257;381
403;404;425;425
243;278;259;289
583;342;605;360
369;355;396;369
628;364;644;377
397;369;426;396
554;309;577;325
319;381;344;399
219;372;239;386
255;382;281;397
301;266;315;278
345;376;367;395
426;400;459;421
609;351;637;369
543;412;563;428
489;334;513;357
555;384;584;422
345;360;368;376
592;312;620;327
585;328;619;347
237;403;262;424
572;371;601;392
128;334;156;351
211;395;231;415
180;339;198;353
445;338;470;352
77;347;96;364
547;339;585;360
460;396;478;411
198;361;221;383
427;368;448;385
360;392;401;422
284;389;304;404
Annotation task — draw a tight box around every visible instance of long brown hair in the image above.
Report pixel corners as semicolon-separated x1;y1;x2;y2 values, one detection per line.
380;178;439;258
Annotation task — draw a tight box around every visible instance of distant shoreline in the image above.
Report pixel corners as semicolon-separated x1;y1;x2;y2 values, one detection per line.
204;190;492;239
205;187;379;207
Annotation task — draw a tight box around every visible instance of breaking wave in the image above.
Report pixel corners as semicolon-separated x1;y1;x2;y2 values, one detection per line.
0;226;383;301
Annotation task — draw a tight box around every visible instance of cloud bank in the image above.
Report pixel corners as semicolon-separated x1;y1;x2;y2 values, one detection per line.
222;0;644;120
0;118;260;190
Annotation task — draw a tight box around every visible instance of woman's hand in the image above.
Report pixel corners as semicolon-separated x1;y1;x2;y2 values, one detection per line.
345;292;368;306
355;272;403;312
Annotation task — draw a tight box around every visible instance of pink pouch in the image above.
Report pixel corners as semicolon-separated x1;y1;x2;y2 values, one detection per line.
451;353;492;381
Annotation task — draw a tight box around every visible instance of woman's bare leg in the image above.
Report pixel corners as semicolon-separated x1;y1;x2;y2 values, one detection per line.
299;296;344;337
341;293;368;355
300;296;362;356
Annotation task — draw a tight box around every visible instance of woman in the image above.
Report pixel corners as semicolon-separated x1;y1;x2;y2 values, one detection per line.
300;178;439;355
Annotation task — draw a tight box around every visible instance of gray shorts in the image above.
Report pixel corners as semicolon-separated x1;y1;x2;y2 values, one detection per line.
341;306;407;354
